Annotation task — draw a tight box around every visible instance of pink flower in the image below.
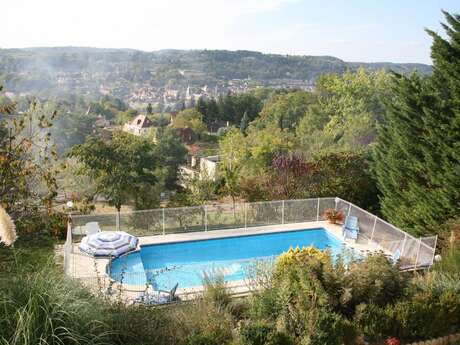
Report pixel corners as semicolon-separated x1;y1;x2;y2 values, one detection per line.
386;337;400;345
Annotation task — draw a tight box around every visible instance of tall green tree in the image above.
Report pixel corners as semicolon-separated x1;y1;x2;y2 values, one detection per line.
153;127;188;190
69;132;158;213
146;102;153;115
373;74;431;235
374;11;460;235
219;164;241;217
51;111;96;155
296;69;391;155
195;98;207;120
172;108;207;135
256;90;315;131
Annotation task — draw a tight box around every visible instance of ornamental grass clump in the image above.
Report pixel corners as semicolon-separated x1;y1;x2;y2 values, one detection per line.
0;206;17;247
0;263;112;345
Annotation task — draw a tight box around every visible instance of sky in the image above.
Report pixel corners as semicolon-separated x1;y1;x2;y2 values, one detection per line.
2;0;458;64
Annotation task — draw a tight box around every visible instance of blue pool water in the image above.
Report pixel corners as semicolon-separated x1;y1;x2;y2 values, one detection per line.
109;228;345;289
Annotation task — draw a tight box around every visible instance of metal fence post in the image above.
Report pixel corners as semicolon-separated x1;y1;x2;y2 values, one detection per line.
162;208;165;235
431;235;438;265
316;198;320;221
281;200;285;224
244;203;247;229
204;205;208;232
347;203;352;216
401;234;407;256
116;211;120;231
414;238;422;269
370;216;378;242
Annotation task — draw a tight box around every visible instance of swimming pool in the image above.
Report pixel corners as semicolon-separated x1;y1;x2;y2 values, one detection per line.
109;228;345;290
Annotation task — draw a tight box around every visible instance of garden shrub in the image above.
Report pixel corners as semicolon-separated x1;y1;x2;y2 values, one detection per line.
228;298;250;320
170;300;234;345
183;333;221;345
108;304;175;345
274;246;345;311
353;303;392;343
275;246;328;274
267;332;295;345
299;308;353;345
248;286;285;322
388;290;460;341
239;321;294;345
409;271;460;295
343;254;406;313
202;273;232;309
240;321;274;345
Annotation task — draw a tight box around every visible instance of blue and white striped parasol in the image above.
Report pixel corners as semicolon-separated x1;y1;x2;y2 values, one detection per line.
79;231;138;257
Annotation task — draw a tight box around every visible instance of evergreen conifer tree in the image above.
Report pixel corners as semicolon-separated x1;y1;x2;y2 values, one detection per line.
373;11;460;236
146;102;153;115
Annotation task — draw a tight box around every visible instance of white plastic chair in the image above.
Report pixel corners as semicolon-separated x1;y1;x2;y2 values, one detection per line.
84;222;101;235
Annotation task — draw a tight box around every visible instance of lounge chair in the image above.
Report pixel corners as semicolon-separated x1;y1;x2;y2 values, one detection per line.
85;222;101;235
389;249;401;265
133;283;179;305
342;216;359;241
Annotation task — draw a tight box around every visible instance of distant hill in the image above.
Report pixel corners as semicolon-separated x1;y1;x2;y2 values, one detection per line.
0;47;432;109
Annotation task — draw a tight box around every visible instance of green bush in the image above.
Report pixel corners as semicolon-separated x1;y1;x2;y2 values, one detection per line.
228;298;250;320
434;217;460;275
239;321;294;345
267;332;295;345
183;333;221;345
248;287;283;322
240;321;274;345
343;254;406;314
107;304;175;345
202;273;231;309
388;290;460;341
353;303;392;343
170;301;234;345
299;309;352;345
273;248;345;313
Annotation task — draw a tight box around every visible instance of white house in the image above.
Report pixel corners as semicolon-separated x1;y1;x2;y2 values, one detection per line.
179;155;220;187
123;115;153;136
199;155;219;181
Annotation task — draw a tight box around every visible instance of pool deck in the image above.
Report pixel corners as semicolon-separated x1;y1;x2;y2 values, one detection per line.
67;221;387;299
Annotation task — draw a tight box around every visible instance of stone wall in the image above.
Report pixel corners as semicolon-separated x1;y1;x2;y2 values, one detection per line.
405;333;460;345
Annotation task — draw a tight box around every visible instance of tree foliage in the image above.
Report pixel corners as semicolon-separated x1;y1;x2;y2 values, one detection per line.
0;90;59;233
249;151;378;209
196;91;266;125
172;108;207;135
373;11;460;235
256;90;315;131
153;127;188;190
69;131;158;211
296;69;391;155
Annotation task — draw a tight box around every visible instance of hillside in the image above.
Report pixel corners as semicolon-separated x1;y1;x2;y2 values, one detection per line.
0;47;432;110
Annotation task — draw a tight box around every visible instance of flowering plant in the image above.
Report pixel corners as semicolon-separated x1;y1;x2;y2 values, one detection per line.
323;208;345;224
386;337;400;345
